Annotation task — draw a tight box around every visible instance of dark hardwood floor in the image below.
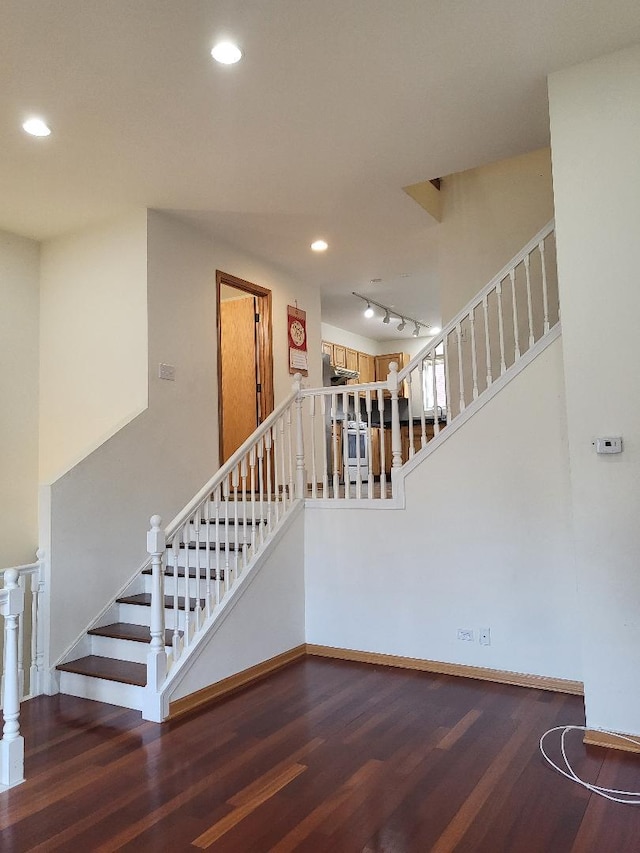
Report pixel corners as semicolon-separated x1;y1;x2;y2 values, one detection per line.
1;657;640;851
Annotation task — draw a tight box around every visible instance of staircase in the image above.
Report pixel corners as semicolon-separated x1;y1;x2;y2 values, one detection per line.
53;219;559;721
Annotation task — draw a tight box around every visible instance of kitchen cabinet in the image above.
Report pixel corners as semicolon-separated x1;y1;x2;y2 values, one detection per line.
358;352;375;384
375;352;410;397
321;341;333;361
333;344;346;368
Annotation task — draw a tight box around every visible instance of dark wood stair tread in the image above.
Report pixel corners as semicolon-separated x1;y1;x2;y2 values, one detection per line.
142;566;224;580
118;593;206;611
167;541;239;551
191;518;266;526
57;655;146;686
87;622;178;645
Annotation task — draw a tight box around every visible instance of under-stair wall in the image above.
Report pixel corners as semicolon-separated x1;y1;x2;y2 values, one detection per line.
304;336;581;685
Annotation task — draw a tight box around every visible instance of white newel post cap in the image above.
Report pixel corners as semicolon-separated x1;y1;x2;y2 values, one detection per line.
387;361;399;390
147;515;165;555
0;570;24;617
292;372;303;392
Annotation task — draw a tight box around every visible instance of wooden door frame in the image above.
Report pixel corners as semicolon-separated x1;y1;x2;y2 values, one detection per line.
216;270;274;464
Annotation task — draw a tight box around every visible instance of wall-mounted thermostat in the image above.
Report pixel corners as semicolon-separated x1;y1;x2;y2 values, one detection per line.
594;437;622;454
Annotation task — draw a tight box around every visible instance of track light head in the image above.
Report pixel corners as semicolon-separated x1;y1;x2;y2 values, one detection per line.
397;318;406;332
413;322;420;337
364;302;374;319
382;310;390;325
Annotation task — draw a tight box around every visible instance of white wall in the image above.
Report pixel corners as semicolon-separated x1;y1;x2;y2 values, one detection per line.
0;230;40;566
321;322;384;356
305;338;580;682
549;45;640;735
439;148;555;323
168;508;306;704
39;212;149;483
46;210;321;663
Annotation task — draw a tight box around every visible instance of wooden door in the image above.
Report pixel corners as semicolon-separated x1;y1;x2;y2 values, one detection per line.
220;296;259;461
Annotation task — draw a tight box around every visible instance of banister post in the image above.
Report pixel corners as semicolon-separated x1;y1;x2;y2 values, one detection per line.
146;515;167;692
0;569;25;788
387;362;403;471
292;373;306;499
34;549;46;696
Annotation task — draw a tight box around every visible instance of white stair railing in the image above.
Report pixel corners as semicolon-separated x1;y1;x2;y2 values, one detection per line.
145;376;305;699
0;551;46;703
298;220;558;494
0;569;25;789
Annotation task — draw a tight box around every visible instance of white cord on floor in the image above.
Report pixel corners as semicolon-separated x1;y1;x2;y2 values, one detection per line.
539;725;640;805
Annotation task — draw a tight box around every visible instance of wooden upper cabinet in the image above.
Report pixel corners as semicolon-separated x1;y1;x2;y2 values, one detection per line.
346;348;359;372
375;352;410;397
321;341;333;361
333;344;347;368
358;352;375;384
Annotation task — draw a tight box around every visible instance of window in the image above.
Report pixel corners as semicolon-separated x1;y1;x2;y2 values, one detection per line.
422;343;447;413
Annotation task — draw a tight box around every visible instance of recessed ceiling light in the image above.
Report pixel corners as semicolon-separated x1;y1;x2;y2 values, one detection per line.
364;302;375;319
310;239;328;252
211;41;242;65
22;117;51;137
370;278;382;284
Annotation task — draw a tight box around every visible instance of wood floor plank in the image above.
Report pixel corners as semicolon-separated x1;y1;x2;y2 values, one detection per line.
4;658;640;852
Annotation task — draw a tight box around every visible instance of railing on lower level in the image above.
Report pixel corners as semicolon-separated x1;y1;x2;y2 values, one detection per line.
145;384;305;697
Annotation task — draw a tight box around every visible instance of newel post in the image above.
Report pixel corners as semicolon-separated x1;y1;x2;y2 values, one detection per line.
0;569;25;788
293;373;306;499
146;515;167;692
387;362;403;470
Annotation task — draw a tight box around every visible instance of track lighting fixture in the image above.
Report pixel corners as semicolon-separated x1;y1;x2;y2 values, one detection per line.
352;292;430;337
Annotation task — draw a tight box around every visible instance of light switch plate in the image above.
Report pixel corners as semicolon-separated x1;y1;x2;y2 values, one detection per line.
595;437;622;454
158;363;176;381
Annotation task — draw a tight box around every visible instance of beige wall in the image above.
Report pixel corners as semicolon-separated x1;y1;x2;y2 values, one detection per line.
439;148;555;323
39;211;149;483
549;44;640;736
0;230;40;566
46;210;322;663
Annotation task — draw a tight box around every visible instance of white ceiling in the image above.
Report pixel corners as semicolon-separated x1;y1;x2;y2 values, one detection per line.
2;1;640;341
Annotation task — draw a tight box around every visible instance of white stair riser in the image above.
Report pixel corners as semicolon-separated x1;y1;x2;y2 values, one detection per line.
89;634;171;664
58;670;145;712
166;549;251;570
143;574;234;599
116;602;203;632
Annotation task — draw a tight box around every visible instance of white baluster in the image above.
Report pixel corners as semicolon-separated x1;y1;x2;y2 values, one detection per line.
418;361;427;449
294;377;305;500
193;513;202;629
524;253;534;348
249;447;257;553
146;515;167;691
265;429;273;531
204;497;212;619
377;388;387;499
469;312;479;401
496;280;507;375
342;391;350;499
540;240;550;334
309;395;318;499
456;322;465;413
257;438;265;544
431;351;440;437
365;390;374;498
34;549;45;695
16;574;24;700
510;268;520;361
482;294;493;388
170;532;180;661
240;456;248;570
273;421;282;523
223;475;231;595
388;362;402;470
286;404;294;502
331;392;340;499
443;335;452;425
354;391;362;498
0;569;24;788
182;521;192;647
29;570;39;695
214;486;221;606
232;468;240;582
320;394;329;498
406;373;415;459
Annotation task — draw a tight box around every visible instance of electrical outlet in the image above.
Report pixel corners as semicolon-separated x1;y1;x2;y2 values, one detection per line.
457;628;474;642
479;628;491;646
